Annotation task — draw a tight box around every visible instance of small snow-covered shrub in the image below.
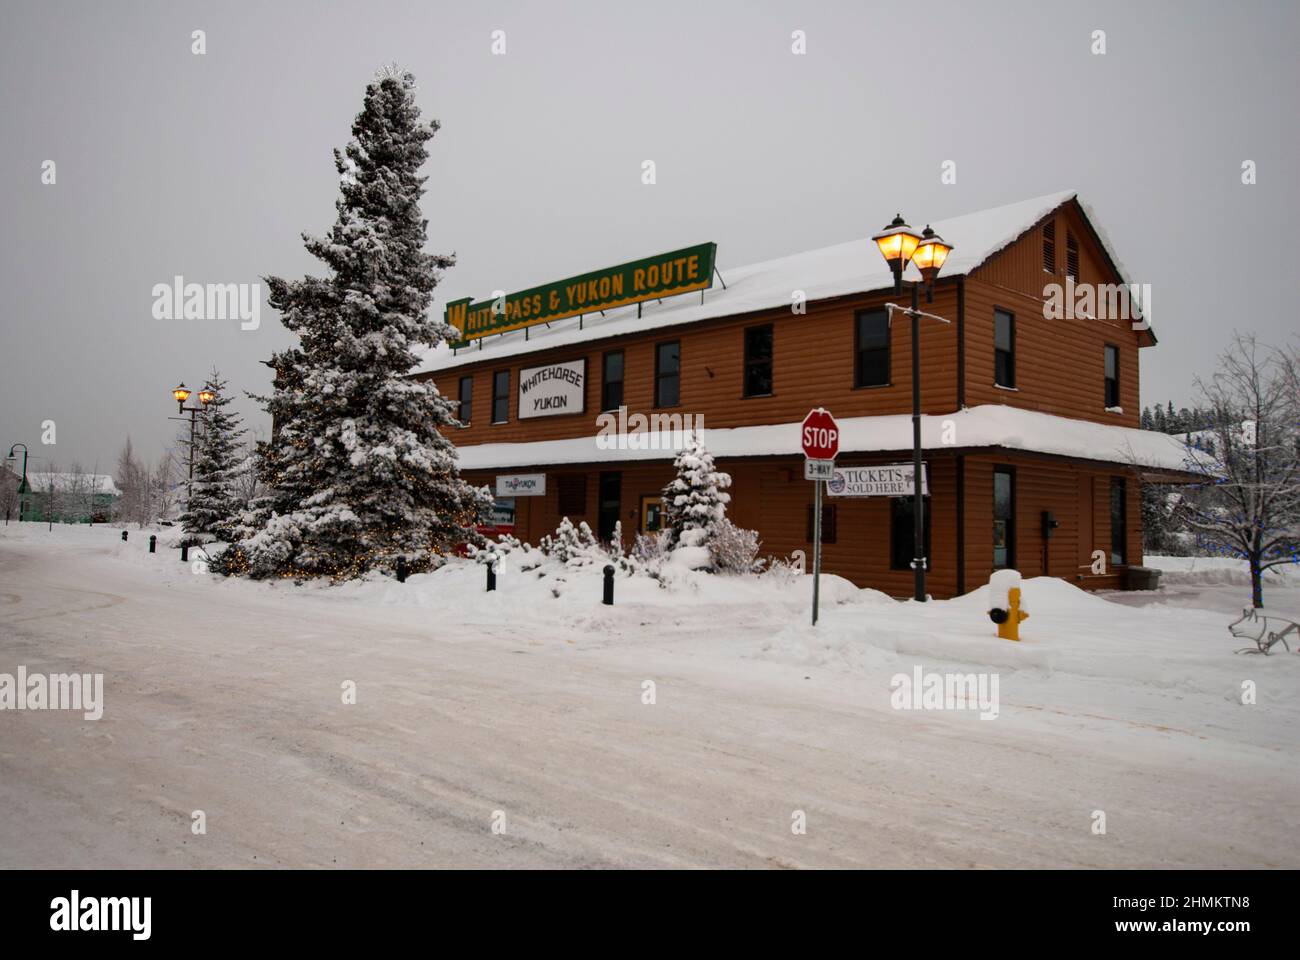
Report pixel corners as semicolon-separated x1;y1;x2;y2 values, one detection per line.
468;533;544;573
761;555;803;587
631;531;673;578
467;533;516;568
708;519;766;574
538;517;602;567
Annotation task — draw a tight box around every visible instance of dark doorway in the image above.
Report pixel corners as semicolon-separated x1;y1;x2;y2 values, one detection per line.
598;471;622;543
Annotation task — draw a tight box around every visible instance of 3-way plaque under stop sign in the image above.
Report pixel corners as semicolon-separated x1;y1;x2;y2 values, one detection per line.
801;408;840;460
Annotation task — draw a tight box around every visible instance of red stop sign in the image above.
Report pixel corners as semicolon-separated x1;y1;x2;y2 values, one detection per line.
801;407;840;460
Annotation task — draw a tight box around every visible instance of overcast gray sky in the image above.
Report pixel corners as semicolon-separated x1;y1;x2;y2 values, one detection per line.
1;0;1296;474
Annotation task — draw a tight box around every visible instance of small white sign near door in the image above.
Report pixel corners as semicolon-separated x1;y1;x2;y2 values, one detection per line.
496;473;546;497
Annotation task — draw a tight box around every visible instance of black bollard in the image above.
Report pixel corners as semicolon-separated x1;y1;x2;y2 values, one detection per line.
148;534;156;554
602;564;615;605
486;561;496;592
396;556;407;583
180;543;189;562
121;530;128;542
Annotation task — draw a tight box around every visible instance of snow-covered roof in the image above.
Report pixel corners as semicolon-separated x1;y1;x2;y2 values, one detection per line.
452;404;1205;476
24;473;121;495
418;190;1131;374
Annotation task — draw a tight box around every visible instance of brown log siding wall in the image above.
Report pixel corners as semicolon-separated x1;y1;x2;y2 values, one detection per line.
468;451;1143;598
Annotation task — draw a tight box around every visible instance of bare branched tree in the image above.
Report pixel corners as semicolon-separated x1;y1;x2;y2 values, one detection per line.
0;463;19;523
1177;334;1300;607
115;438;151;527
149;452;181;524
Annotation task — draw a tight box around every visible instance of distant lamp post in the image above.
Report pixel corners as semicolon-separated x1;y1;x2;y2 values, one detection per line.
871;215;954;602
168;382;214;502
6;442;29;524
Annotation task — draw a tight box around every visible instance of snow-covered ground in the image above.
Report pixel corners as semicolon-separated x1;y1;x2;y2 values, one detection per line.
1;524;1297;868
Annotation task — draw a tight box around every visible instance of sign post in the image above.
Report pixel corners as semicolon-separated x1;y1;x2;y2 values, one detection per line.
801;408;840;626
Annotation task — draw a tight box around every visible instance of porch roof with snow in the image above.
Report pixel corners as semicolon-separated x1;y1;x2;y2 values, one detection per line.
416;190;1144;375
452;404;1206;479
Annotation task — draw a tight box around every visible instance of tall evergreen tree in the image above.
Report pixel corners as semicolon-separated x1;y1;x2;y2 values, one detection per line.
181;372;246;541
224;69;490;579
661;431;732;549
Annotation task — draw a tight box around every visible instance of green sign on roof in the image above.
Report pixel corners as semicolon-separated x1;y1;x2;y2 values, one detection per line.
445;242;717;346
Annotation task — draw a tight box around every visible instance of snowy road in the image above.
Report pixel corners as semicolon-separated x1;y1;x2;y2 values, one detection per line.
1;526;1296;868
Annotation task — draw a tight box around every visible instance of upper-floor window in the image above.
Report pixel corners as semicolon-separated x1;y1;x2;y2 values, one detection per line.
1042;220;1056;273
655;340;680;407
854;309;890;387
1104;344;1120;408
492;369;510;424
743;324;774;397
994;309;1015;388
1066;230;1079;281
602;350;624;411
1110;477;1128;565
457;375;473;425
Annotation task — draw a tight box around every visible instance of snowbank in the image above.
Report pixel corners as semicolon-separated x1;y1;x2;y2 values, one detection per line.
1144;555;1297;587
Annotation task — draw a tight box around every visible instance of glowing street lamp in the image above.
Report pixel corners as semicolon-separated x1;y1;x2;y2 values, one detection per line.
168;380;217;505
910;225;953;290
871;214;922;293
872;214;955;602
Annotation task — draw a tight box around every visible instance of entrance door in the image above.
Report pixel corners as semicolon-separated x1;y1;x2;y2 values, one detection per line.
639;494;664;534
598;471;621;543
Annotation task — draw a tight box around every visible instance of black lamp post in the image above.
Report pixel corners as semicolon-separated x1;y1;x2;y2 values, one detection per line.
5;442;29;524
170;383;214;505
871;215;953;602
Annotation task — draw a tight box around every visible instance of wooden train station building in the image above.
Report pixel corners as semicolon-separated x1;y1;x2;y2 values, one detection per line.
416;191;1197;598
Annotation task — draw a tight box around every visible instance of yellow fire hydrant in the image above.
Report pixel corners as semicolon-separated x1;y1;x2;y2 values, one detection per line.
995;586;1029;641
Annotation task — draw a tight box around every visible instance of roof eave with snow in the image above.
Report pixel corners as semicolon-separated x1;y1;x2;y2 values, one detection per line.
451;405;1209;478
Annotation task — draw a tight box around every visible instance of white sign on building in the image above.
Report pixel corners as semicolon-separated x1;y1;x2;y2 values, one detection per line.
495;474;546;497
518;359;586;419
826;463;929;497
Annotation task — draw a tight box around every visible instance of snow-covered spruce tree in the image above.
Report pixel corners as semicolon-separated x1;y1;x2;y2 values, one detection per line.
660;431;732;550
217;347;305;555
181;373;246;542
224;69;491;579
1175;334;1300;607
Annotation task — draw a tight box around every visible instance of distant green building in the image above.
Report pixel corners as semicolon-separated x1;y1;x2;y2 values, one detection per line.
20;473;121;523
